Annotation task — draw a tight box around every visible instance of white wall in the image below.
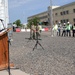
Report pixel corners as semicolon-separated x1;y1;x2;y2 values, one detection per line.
0;0;9;29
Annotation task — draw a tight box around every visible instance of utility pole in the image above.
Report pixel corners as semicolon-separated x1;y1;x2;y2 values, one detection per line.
50;0;53;36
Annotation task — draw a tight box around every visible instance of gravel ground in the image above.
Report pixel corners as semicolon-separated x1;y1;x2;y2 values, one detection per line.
9;32;75;75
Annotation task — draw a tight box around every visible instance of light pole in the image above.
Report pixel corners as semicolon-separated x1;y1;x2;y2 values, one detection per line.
50;0;53;36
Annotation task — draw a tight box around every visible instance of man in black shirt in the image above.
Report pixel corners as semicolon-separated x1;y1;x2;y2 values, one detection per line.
62;23;66;36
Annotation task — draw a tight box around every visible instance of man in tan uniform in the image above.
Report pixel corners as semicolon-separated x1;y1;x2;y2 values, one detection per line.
31;24;36;39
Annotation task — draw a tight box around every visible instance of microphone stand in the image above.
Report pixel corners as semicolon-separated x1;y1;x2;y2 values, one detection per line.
33;25;44;51
8;39;12;75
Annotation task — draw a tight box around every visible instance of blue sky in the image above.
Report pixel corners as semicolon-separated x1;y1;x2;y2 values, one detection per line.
8;0;75;23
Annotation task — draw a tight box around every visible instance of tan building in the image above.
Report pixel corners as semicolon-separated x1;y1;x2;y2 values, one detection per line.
27;11;48;25
27;2;75;25
53;2;75;25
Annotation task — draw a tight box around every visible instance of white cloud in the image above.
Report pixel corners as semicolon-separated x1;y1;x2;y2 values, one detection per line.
9;0;34;8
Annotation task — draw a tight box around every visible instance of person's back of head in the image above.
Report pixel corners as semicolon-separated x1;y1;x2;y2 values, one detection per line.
67;22;70;23
67;22;70;25
64;23;65;24
58;22;61;25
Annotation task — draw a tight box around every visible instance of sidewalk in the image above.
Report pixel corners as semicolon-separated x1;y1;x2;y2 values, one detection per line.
0;69;30;75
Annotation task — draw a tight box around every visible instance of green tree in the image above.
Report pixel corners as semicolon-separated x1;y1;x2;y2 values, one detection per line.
16;19;21;27
27;17;40;28
13;19;22;27
27;19;33;28
13;22;16;24
32;17;40;25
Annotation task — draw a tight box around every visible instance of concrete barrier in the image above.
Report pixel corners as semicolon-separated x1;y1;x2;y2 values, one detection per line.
20;28;49;32
16;28;21;32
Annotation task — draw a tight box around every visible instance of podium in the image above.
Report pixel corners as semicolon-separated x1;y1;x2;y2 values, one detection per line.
0;29;14;70
0;29;30;75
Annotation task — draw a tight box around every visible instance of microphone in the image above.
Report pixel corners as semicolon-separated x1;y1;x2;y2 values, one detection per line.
0;19;3;21
0;19;5;29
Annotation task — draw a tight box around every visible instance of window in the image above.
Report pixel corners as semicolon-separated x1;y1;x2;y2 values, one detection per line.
73;18;75;22
60;10;69;15
48;18;50;22
61;19;69;23
61;20;63;23
60;12;63;15
48;13;49;16
55;13;58;16
63;20;66;23
55;20;58;23
39;16;47;19
66;10;69;14
66;19;69;22
63;11;65;15
73;9;75;13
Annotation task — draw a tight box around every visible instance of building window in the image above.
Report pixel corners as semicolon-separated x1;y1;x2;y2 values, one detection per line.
66;19;69;22
55;13;58;16
73;18;75;22
66;10;69;14
61;20;63;23
63;11;65;15
61;19;67;23
55;20;58;23
63;20;66;23
39;16;47;19
60;12;63;15
48;13;49;16
73;9;75;13
48;18;50;22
